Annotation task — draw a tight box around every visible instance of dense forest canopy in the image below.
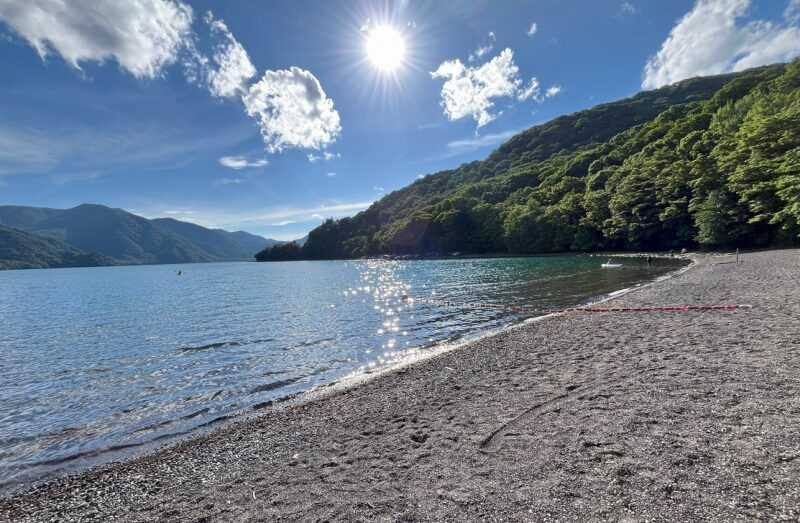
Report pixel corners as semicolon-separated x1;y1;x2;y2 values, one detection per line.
257;62;800;262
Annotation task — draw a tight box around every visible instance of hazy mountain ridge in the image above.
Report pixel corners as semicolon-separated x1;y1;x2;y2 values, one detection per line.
150;218;265;262
0;204;283;269
257;62;799;261
0;223;117;270
226;230;281;254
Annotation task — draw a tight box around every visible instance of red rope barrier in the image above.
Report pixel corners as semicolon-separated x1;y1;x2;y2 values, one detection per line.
401;295;750;315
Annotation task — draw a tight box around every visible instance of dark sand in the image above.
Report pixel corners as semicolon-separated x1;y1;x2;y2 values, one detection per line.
2;249;799;522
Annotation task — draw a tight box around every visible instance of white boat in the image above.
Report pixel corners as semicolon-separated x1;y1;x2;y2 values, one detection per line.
601;259;622;268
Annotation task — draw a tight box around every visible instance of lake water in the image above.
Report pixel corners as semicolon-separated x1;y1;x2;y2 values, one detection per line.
0;255;686;493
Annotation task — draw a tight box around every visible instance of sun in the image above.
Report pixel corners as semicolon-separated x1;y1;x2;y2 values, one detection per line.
366;26;406;72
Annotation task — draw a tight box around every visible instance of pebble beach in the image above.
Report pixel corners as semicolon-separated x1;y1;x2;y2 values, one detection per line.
2;249;798;522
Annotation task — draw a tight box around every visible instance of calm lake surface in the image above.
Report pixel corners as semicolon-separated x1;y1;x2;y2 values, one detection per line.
0;256;686;492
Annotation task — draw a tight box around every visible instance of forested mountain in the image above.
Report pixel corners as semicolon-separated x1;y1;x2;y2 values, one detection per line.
0;204;280;267
0;223;117;270
150;218;276;261
257;62;800;261
0;206;62;230
18;204;210;264
226;230;281;254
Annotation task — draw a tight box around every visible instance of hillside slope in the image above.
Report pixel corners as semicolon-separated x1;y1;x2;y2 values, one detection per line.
0;204;278;266
226;230;280;255
151;218;265;261
24;204;208;264
0;224;117;270
257;62;799;261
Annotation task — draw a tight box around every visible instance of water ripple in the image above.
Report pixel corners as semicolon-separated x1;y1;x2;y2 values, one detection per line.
0;256;685;493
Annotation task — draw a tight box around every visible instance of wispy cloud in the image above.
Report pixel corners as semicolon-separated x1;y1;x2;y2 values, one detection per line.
517;77;541;102
527;22;538;37
219;155;268;169
219;177;244;185
469;32;496;63
307;151;340;163
0;121;253;178
246;202;373;223
144;201;374;232
446;129;520;155
164;210;194;215
788;0;800;24
416;129;521;164
326;172;336;177
197;12;256;98
620;2;638;15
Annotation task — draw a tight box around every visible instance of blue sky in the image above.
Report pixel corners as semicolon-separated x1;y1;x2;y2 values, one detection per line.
0;0;798;240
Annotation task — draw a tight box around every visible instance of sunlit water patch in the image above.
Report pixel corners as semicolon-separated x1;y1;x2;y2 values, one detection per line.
0;255;686;493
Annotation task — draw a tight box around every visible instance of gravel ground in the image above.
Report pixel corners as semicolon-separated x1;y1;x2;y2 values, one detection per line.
1;249;799;522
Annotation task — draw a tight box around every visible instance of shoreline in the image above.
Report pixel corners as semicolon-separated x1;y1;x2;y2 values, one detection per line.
2;249;798;521
0;254;690;498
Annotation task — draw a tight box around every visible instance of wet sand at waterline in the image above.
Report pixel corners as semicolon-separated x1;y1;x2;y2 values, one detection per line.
2;249;798;522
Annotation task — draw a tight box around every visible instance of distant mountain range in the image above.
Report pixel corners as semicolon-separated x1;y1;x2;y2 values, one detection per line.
0;204;292;270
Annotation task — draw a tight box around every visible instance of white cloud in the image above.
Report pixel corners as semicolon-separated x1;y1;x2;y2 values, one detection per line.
219;155;268;169
310;213;325;220
164;209;194;215
527;22;538;37
374;185;386;193
517;78;542;101
307;151;339;163
642;0;800;89
469;32;496;63
0;0;193;78
202;12;256;98
220;177;243;184
0;3;341;159
432;48;544;127
269;220;296;226
621;2;638;15
545;85;562;97
326;172;336;177
242;66;341;153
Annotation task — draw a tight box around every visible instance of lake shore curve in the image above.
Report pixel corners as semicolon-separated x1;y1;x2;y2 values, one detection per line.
2;249;798;522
